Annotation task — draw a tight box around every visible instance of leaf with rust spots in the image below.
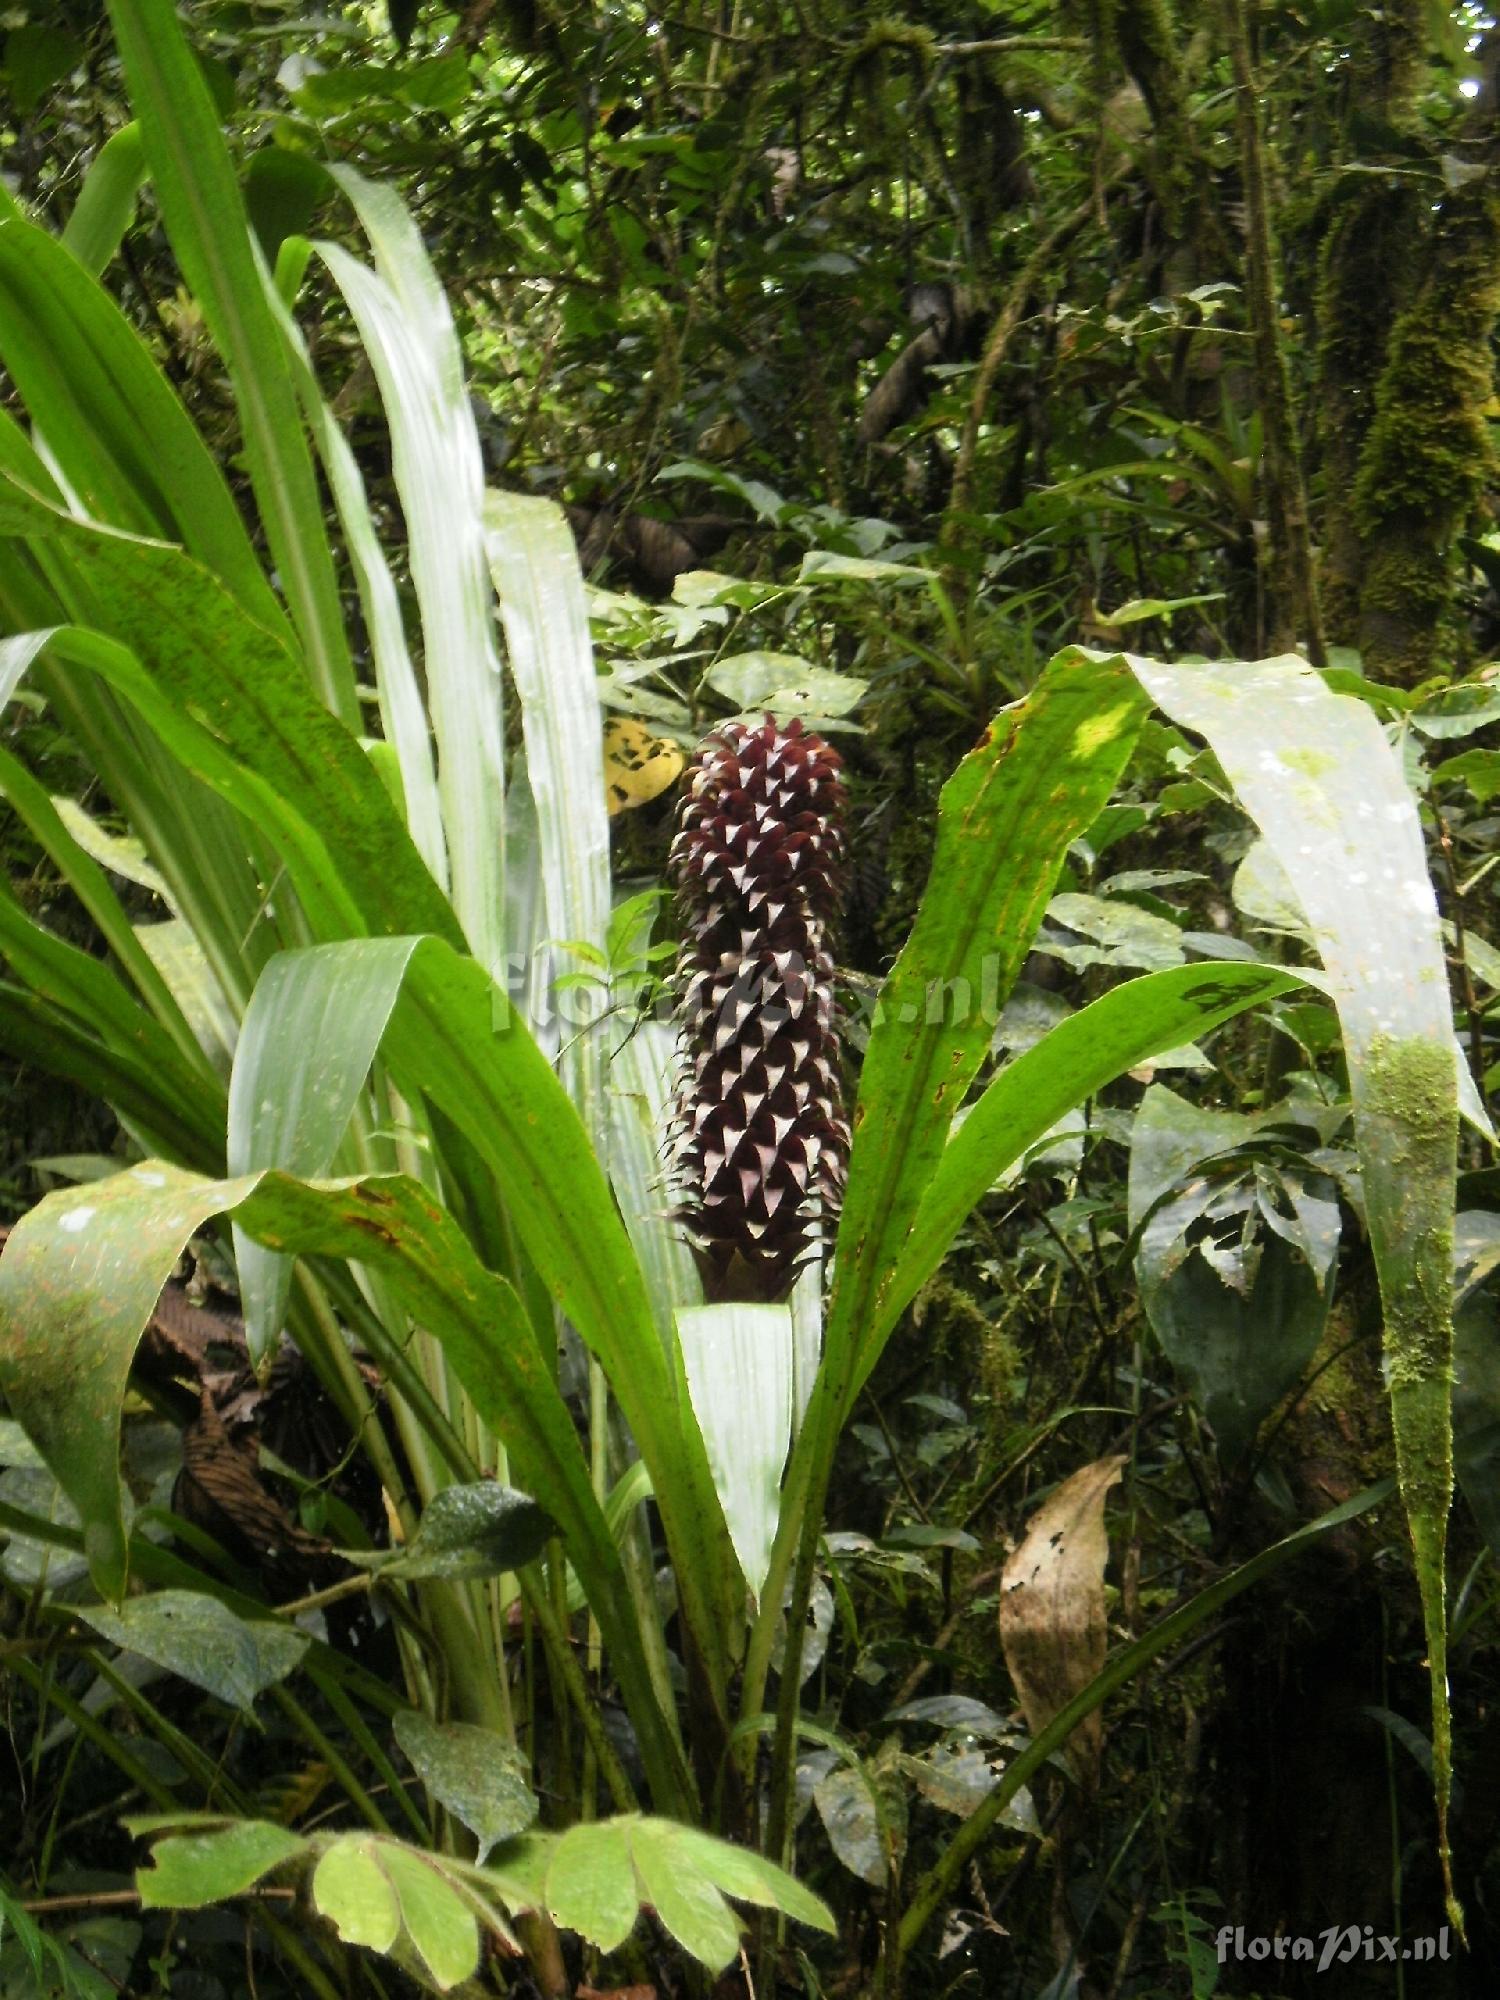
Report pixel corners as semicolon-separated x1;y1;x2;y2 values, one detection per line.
999;1455;1126;1791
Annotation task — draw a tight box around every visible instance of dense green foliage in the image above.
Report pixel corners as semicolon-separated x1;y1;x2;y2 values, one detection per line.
0;4;1498;1999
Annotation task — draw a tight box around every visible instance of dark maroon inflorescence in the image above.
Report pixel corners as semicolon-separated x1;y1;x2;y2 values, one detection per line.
667;715;849;1301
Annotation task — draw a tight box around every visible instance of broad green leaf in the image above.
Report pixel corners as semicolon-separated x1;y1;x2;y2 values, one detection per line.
811;1763;885;1886
0;1160;693;1813
797;550;928;584
370;1483;555;1581
61;122;148;276
136;1821;307;1910
393;1711;537;1860
318;168;506;970
705;652;868;718
1044;891;1186;971
483;489;610;1129
676;1302;793;1600
629;1816;744;1971
1121;649;1462;1920
1101;591;1224;626
313;1838;400;1952
481;1817;832;1968
1129;1089;1334;1460
535;1818;638;1954
377;1844;480;1990
75;1590;308;1709
228;939;420;1361
104;0;357;722
666;1823;834;1934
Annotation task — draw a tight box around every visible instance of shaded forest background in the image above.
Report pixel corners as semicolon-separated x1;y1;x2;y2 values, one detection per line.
2;3;1500;1998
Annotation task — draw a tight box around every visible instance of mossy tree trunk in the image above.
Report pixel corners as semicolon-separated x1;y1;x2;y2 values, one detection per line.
1312;0;1431;648
1223;0;1325;663
1353;171;1500;684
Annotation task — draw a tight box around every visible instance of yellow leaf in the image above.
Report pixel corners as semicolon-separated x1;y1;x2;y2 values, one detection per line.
604;718;684;815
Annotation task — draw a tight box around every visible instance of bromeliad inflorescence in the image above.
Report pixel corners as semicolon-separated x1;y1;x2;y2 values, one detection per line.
667;715;849;1302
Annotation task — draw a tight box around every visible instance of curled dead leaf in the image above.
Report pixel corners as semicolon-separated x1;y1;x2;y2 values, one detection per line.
998;1454;1126;1791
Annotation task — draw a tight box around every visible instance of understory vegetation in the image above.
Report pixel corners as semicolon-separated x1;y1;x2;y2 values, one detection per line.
0;3;1498;1998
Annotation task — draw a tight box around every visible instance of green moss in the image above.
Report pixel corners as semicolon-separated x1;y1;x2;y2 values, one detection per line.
1357;1031;1461;1925
1117;0;1195;231
1352;180;1500;682
1313;181;1424;640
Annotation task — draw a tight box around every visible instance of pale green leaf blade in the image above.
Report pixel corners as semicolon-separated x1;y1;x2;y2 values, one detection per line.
228;938;421;1362
706;652;867;718
137;1821;307;1910
393;1712;537;1861
317;169;506;970
378;1846;481;1991
628;1818;743;1972
675;1303;793;1599
75;1590;308;1708
134;920;237;1071
541;1819;638;1954
666;1824;835;1933
313;1838;400;1953
606;1017;704;1330
483;489;611;1127
262;265;447;889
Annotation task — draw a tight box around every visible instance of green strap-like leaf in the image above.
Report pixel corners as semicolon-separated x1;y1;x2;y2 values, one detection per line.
0;211;284;627
483;489;611;1131
875;960;1301;1386
261;265;447;890
830;647;1147;1408
0;481;463;950
317;168;506;970
59;120;147;275
0;739;213;1081
103;0;358;724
